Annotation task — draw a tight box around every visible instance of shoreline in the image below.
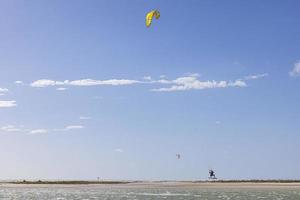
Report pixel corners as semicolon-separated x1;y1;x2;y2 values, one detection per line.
1;180;300;189
3;179;300;184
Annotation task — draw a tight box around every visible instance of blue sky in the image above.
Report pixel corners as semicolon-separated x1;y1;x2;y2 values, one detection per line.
0;0;300;180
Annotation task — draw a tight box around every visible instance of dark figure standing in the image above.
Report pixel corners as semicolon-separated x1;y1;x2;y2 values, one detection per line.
209;169;217;179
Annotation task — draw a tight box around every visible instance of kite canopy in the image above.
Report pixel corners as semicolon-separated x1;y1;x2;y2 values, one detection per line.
146;10;160;27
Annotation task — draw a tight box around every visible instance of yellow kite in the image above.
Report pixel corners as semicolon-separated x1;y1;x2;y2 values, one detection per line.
146;10;160;27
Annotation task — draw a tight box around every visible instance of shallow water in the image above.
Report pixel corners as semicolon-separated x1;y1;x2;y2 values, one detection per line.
0;185;300;199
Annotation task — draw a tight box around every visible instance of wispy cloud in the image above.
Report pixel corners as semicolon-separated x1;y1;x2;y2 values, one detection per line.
143;76;152;81
0;125;23;132
0;88;9;93
151;73;268;92
79;116;91;120
245;73;268;80
15;81;23;84
1;124;84;135
0;88;9;96
29;129;48;135
228;80;247;87
30;73;266;92
151;76;246;92
0;100;17;108
54;125;84;131
31;79;141;88
289;62;300;77
56;87;68;91
114;148;124;153
64;125;84;130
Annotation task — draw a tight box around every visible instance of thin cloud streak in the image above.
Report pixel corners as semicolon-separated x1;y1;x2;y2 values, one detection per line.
53;125;84;132
56;87;68;91
31;79;141;87
29;129;48;135
0;125;23;132
245;73;268;80
0;101;17;108
30;73;267;92
0;88;9;92
1;124;84;135
152;77;246;92
15;81;23;84
152;73;267;92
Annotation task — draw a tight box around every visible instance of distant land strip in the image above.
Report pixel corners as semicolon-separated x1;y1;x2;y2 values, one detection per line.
4;180;132;184
2;180;300;184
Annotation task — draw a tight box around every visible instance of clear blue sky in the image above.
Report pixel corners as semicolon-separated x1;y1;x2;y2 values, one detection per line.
0;0;300;180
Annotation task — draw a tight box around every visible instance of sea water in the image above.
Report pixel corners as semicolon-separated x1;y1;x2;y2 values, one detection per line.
0;185;299;199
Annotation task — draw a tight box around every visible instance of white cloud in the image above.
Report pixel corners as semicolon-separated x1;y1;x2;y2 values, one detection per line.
0;88;9;93
31;79;141;87
54;125;84;131
289;62;300;77
56;87;68;91
0;125;22;132
0;88;9;96
0;100;17;108
0;125;32;134
152;76;246;92
150;72;269;92
114;148;124;153
155;79;172;84
15;81;23;84
69;79;140;86
1;124;84;135
30;73;265;92
143;76;152;81
245;73;268;80
31;79;59;87
29;129;48;135
79;116;91;120
228;80;247;87
65;125;84;130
